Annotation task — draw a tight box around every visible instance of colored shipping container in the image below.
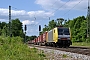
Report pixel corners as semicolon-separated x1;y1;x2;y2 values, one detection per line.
43;32;48;42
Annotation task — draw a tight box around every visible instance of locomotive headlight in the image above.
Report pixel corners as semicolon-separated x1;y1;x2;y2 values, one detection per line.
58;38;61;39
67;38;70;40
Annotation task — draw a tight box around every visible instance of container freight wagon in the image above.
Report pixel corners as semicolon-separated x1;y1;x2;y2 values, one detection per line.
37;36;40;45
34;38;38;45
34;35;43;45
32;40;34;44
42;32;48;45
33;38;36;44
46;27;72;47
38;31;48;46
36;37;39;45
27;40;33;44
38;34;43;45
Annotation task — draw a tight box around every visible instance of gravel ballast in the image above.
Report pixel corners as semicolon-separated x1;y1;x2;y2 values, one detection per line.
29;46;90;60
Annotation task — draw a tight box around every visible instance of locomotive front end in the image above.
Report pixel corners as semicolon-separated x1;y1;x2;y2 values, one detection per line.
57;27;72;47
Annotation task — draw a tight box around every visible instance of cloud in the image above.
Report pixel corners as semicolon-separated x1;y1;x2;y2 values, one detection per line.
27;11;54;20
28;29;34;33
0;8;54;23
26;27;39;36
22;20;38;25
0;19;8;22
0;8;54;36
35;0;64;10
35;0;88;11
66;0;88;10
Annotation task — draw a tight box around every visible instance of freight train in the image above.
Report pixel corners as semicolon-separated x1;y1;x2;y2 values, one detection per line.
31;26;72;47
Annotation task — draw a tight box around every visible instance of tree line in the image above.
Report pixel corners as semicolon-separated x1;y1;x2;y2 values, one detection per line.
0;16;89;42
40;16;89;42
0;18;24;38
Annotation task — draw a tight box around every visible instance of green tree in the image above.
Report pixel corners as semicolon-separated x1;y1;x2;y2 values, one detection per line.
27;35;37;41
41;20;57;34
48;20;57;30
11;18;24;37
65;16;87;42
0;22;7;36
40;16;88;42
43;25;49;31
1;22;7;29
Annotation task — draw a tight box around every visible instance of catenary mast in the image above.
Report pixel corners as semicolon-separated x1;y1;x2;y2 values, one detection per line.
87;0;90;39
9;6;12;37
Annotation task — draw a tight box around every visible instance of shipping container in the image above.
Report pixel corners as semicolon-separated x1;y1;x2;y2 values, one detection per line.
37;36;40;44
36;37;38;44
39;34;43;42
43;32;48;42
32;40;34;44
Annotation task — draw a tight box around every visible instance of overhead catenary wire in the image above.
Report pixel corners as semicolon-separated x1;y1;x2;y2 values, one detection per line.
33;0;59;21
11;0;85;21
47;0;71;20
12;7;19;10
62;0;84;17
12;0;71;21
12;6;28;17
50;0;59;9
42;0;58;20
47;0;86;21
12;6;37;19
11;6;37;27
52;0;71;14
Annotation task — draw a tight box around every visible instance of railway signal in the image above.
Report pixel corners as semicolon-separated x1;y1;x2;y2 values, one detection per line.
25;25;27;31
39;25;41;31
39;25;41;35
24;25;27;43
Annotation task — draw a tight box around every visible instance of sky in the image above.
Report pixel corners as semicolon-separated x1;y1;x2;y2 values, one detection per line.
0;0;88;36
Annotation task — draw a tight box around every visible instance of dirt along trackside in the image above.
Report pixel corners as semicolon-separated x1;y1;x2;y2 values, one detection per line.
28;44;90;60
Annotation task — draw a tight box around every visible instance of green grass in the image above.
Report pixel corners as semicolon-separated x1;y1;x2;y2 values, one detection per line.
0;36;45;60
71;42;90;47
62;54;68;58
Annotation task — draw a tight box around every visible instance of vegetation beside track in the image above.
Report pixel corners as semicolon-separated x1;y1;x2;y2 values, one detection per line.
0;36;45;60
72;42;90;47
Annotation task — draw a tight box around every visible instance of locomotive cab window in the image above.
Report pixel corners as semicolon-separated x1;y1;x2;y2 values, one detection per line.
54;30;55;33
58;28;70;35
58;28;63;35
64;28;70;35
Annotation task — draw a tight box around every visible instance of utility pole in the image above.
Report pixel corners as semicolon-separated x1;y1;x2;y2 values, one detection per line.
9;6;12;37
87;0;90;39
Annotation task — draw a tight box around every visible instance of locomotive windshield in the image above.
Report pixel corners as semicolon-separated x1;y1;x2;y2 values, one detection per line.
58;28;70;35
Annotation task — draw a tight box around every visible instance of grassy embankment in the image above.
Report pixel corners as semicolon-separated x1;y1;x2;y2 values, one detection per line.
72;42;90;47
0;36;45;60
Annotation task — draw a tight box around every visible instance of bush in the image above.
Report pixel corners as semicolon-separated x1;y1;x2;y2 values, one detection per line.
0;36;44;60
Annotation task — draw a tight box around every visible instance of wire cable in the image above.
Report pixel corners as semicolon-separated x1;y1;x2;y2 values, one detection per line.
52;0;71;14
62;0;84;17
50;0;58;9
47;0;71;20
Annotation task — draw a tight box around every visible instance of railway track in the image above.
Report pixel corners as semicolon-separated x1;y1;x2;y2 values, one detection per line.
28;44;90;56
